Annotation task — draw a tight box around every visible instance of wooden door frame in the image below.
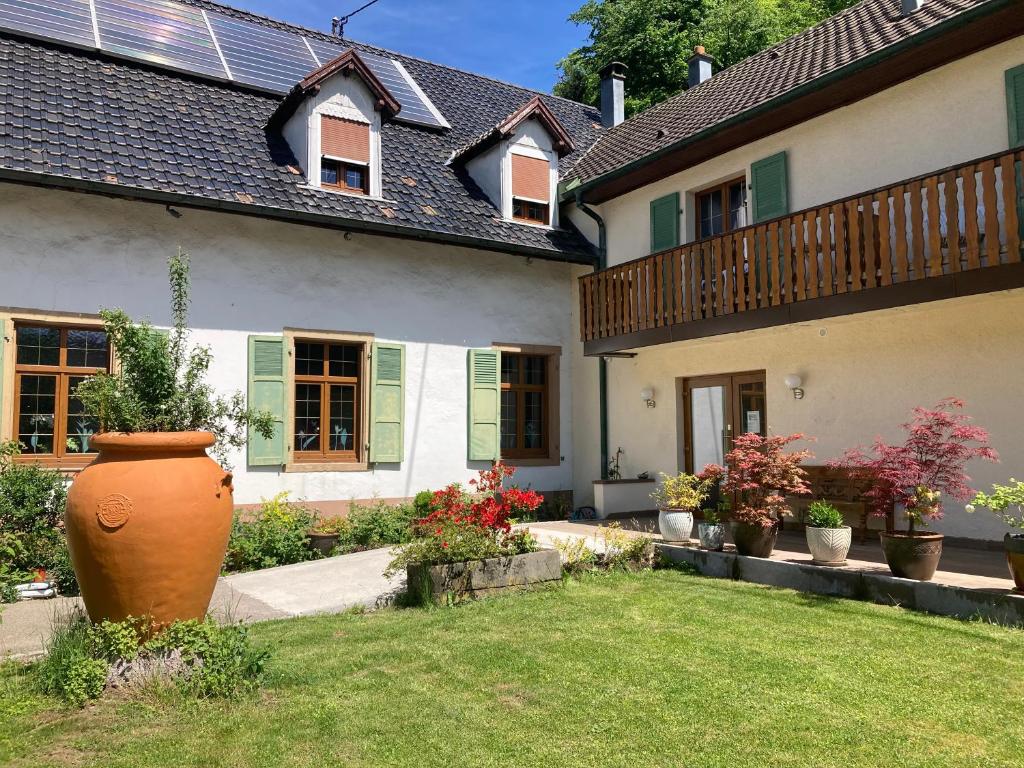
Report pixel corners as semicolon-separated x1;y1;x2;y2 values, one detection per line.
681;370;766;474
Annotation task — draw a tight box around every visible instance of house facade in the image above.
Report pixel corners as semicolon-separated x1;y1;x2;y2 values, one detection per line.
1;0;1022;543
565;0;1024;541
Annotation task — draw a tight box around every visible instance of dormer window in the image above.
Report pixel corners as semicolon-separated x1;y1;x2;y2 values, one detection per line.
320;115;370;195
511;153;551;225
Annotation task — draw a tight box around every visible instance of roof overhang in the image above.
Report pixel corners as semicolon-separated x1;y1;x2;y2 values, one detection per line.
452;96;577;165
567;0;1024;205
266;48;401;132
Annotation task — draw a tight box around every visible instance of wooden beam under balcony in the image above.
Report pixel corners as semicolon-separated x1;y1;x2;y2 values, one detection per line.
579;148;1024;356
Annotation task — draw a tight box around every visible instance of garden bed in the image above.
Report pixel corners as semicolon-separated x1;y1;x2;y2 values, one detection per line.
407;549;561;604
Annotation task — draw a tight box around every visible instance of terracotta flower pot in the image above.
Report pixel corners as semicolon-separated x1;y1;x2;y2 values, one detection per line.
697;522;725;551
658;509;694;543
879;531;944;581
1005;533;1024;593
65;432;233;628
731;522;778;558
806;526;852;565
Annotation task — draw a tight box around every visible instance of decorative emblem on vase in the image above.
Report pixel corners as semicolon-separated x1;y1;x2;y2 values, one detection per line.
97;493;132;529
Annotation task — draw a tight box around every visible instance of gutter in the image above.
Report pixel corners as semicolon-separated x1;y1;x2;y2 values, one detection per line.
0;168;594;267
574;192;609;481
563;0;1014;203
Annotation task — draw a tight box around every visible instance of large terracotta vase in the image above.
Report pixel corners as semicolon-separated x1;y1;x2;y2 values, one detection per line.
65;432;233;628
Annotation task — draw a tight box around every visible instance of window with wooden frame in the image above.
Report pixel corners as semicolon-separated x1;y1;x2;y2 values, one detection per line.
320;159;369;195
510;152;551;225
695;176;748;240
293;339;364;463
12;324;109;465
512;198;549;225
499;353;549;458
320;115;370;195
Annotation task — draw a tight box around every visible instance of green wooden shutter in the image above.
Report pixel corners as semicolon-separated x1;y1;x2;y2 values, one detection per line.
1007;64;1024;149
649;192;680;253
467;349;500;461
751;152;789;223
247;335;286;466
369;342;405;463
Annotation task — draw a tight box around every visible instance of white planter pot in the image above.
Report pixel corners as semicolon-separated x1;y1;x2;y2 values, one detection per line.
697;522;726;551
658;509;694;543
806;526;852;565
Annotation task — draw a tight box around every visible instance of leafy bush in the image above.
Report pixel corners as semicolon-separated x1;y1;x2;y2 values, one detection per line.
339;501;417;552
224;492;319;573
35;613;268;706
387;464;543;575
0;441;77;600
73;250;274;467
599;523;656;571
806;501;844;529
553;536;598;575
413;490;438;518
968;480;1024;529
651;471;717;510
701;499;729;525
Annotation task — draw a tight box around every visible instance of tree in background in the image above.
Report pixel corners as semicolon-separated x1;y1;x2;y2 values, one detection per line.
554;0;858;116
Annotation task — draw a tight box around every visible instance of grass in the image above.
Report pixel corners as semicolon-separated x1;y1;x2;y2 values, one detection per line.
2;569;1023;767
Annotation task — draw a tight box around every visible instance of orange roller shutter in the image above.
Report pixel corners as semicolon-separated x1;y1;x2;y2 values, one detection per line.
321;115;370;164
511;154;550;203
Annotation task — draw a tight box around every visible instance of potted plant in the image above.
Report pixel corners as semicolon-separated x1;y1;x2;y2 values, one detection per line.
651;471;717;543
307;517;346;557
836;398;997;581
703;433;812;558
66;251;274;628
967;480;1024;591
804;501;851;565
386;464;559;604
697;500;728;551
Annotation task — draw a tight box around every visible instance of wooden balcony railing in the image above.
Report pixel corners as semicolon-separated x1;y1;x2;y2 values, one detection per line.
579;148;1024;345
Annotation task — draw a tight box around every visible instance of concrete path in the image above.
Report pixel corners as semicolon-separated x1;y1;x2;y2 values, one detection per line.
1;547;402;660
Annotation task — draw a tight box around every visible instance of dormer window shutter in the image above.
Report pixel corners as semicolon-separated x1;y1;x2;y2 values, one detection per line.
321;115;370;163
511;154;550;203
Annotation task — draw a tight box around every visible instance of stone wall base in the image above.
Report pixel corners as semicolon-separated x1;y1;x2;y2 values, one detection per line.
407;549;562;605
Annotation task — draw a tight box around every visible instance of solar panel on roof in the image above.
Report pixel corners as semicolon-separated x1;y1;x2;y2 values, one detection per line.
94;0;227;80
306;38;449;130
207;11;317;94
0;0;96;49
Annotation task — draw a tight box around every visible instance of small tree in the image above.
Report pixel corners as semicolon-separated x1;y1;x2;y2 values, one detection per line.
75;250;273;467
702;433;812;528
834;398;997;534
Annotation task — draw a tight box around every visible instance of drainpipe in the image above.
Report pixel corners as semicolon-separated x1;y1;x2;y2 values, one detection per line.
574;192;609;480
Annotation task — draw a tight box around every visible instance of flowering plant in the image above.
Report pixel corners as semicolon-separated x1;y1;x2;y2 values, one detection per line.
386;463;543;573
701;433;812;528
834;398;997;534
967;480;1024;530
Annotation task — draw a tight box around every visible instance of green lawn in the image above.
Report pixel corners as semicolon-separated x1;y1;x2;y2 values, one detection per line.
2;570;1023;767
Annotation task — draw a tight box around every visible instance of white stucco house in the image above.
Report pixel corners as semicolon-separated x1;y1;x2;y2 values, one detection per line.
0;0;1023;544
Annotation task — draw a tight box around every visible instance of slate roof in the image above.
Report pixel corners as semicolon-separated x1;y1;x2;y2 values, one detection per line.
0;0;604;263
567;0;1001;189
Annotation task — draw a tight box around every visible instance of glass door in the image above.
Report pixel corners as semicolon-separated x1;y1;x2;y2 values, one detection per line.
683;371;767;474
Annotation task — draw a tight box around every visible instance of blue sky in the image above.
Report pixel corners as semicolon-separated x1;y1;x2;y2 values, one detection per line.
238;0;590;93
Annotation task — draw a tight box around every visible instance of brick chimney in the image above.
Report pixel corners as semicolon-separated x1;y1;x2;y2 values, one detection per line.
599;61;627;128
687;46;713;89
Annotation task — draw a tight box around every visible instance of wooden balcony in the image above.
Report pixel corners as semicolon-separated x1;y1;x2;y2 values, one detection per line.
579;148;1024;354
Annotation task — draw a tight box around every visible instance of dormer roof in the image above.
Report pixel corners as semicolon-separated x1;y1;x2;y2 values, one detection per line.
451;96;577;165
267;48;401;132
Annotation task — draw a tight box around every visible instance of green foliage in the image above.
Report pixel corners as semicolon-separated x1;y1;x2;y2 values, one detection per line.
338;501;417;552
969;480;1024;529
651;471;716;510
554;0;858;116
90;618;145;662
385;526;537;577
413;490;438;517
553;536;598;575
224;492;319;573
599;523;656;571
701;498;729;525
73;250;274;467
806;500;844;529
35;615;107;708
0;441;76;600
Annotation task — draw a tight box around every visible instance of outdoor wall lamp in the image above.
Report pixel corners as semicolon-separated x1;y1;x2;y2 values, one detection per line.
784;374;805;400
640;387;656;408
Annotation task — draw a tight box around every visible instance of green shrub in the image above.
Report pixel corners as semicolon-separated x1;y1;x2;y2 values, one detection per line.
599;523;656;571
35;615;107;708
553;537;598;575
385;525;537;577
413;490;437;518
224;492;319;572
806;501;844;529
339;501;417;552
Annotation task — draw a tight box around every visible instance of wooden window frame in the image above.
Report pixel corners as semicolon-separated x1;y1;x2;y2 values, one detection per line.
494;343;560;467
512;198;550;225
284;329;373;473
321;157;369;195
695;175;747;240
681;370;766;475
11;321;110;470
292;337;364;465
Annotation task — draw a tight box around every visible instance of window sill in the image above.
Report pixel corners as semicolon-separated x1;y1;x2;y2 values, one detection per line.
14;456;92;474
284;461;371;474
501;455;561;468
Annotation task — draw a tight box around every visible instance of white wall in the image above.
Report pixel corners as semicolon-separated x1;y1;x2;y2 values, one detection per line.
595;37;1024;265
0;184;577;505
